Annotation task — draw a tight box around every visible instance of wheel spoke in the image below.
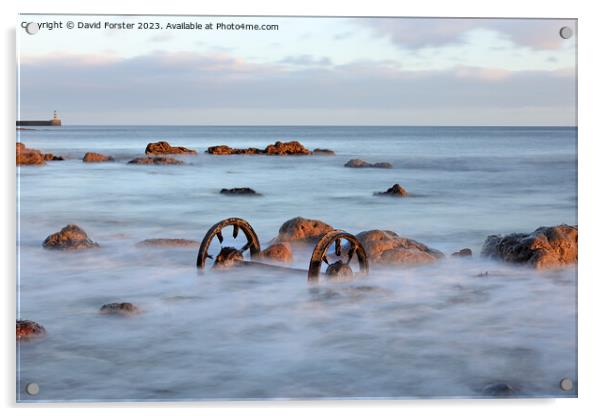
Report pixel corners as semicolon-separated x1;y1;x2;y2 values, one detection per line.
240;241;251;252
346;245;356;265
232;224;239;239
335;238;342;256
216;230;224;244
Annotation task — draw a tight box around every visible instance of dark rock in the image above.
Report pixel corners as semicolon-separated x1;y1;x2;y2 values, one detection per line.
16;320;47;341
275;217;334;243
213;247;244;269
481;224;577;269
375;184;409;197
356;230;444;265
452;248;473;257
482;382;517;397
127;156;184;165
43;224;99;250
206;145;262;155
345;159;392;169
83;152;114;162
220;187;260;196
313;148;336;155
100;302;142;316
43;153;64;161
145;141;197;155
325;260;354;278
136;238;199;248
259;242;293;263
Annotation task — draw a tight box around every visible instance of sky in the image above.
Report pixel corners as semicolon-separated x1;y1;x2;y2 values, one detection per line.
17;15;577;125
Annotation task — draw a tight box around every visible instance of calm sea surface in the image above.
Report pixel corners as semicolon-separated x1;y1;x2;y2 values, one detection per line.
16;126;577;401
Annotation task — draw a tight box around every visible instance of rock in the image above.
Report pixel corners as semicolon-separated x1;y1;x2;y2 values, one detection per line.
213;247;244;269
206;145;262;155
100;302;141;316
259;242;293;263
313;148;336;155
135;238;199;248
452;248;473;257
264;141;311;155
220;187;260;196
43;153;64;161
482;382;517;397
145;141;197;155
16;142;45;165
275;217;334;243
344;159;392;169
481;224;577;269
16;320;47;341
127;156;184;165
207;141;312;156
42;224;99;250
375;184;409;197
83;152;114;162
356;230;444;265
325;260;354;278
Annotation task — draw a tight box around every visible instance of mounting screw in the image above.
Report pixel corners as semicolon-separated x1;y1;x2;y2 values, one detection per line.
559;377;574;391
559;26;573;40
25;22;39;35
25;383;39;395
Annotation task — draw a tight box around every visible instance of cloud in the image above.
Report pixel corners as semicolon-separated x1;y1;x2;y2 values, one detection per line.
279;55;332;66
18;51;575;125
356;18;576;50
149;32;174;43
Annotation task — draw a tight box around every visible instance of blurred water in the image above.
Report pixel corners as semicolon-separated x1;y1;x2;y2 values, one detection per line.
16;126;577;401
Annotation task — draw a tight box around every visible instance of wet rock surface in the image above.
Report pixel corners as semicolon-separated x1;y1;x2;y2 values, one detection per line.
128;156;184;165
83;152;114;162
136;238;199;248
275;217;334;243
481;224;578;269
43;224;99;250
16;320;47;341
452;248;473;257
374;184;409;197
145;141;197;155
356;230;444;265
207;141;313;156
312;148;336;155
220;187;260;196
259;242;293;263
100;302;142;316
16;142;63;165
344;159;392;169
325;260;354;278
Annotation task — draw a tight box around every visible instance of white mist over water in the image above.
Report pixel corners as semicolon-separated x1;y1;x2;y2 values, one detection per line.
16;126;577;400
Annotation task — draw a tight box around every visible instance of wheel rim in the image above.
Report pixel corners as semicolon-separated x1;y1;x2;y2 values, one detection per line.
196;217;261;270
307;230;369;281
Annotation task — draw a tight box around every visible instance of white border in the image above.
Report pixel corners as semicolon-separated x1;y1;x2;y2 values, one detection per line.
3;0;601;415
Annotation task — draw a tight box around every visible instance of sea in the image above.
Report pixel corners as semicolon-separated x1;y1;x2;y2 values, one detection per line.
16;126;577;401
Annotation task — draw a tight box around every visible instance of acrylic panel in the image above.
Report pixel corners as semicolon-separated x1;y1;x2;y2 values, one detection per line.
16;15;577;402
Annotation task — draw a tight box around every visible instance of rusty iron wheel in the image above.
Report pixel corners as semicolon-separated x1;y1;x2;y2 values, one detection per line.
196;217;261;270
307;230;369;281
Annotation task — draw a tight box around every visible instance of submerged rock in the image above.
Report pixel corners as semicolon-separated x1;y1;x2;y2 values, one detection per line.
145;141;197;155
481;224;578;269
325;260;354;279
100;302;141;316
213;247;244;269
482;382;517;397
16;320;47;341
259;242;293;263
207;141;313;156
313;148;336;155
344;159;392;169
374;184;409;197
43;153;64;161
356;230;443;266
43;224;99;250
136;238;199;248
83;152;114;163
220;187;260;196
127;156;184;165
275;217;334;243
452;248;473;257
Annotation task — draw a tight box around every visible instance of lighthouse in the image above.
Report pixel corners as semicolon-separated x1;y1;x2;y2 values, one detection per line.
50;110;62;126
